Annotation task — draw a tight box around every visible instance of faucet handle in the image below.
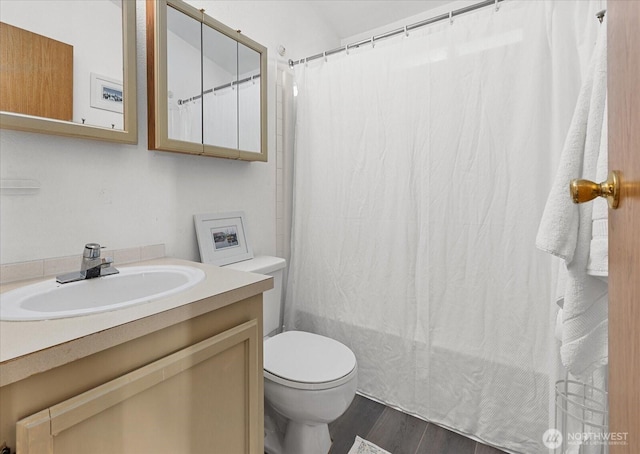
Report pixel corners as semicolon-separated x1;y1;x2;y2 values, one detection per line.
83;243;104;259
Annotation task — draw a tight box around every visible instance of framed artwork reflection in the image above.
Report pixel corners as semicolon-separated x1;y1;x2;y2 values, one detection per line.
90;73;123;113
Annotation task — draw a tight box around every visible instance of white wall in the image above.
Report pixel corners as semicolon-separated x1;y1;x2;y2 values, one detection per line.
0;0;340;265
341;0;478;45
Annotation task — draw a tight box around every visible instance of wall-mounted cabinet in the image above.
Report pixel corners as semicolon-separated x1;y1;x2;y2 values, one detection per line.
147;0;268;161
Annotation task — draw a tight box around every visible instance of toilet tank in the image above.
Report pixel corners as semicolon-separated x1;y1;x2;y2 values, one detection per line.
224;256;286;336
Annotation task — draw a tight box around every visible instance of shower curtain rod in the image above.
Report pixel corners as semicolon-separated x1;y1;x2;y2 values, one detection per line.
177;73;260;106
288;0;505;68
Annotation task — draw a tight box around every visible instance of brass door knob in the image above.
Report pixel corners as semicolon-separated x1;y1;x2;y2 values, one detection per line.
570;170;620;209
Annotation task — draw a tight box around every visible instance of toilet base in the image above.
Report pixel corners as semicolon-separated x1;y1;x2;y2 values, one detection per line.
283;420;332;454
264;408;332;454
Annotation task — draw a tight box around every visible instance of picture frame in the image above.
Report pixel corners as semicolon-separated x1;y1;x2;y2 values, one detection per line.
194;211;253;266
90;72;124;113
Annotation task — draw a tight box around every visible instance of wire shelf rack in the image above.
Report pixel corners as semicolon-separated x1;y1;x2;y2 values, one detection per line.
555;373;609;454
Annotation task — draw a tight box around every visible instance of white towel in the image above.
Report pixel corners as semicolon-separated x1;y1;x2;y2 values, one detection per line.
555;308;563;342
536;23;608;381
587;103;609;277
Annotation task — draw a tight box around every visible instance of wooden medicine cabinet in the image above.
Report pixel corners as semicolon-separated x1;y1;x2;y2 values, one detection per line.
147;0;268;161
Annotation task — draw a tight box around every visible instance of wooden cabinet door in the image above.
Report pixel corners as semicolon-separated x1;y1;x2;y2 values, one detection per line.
0;22;73;121
17;319;262;454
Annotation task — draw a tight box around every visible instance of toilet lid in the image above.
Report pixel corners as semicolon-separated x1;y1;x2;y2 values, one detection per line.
264;331;356;384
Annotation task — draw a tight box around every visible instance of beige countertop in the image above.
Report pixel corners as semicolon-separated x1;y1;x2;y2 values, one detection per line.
0;257;272;387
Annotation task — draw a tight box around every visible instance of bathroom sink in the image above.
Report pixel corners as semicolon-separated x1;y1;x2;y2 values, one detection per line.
0;265;206;321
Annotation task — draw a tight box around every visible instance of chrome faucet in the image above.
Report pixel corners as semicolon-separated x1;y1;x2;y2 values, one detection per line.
56;243;119;284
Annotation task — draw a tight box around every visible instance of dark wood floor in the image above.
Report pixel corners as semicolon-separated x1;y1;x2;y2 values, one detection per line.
328;395;508;454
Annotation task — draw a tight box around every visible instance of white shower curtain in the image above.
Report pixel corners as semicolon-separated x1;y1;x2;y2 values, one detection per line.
169;100;202;143
285;1;600;453
204;88;238;149
171;82;260;150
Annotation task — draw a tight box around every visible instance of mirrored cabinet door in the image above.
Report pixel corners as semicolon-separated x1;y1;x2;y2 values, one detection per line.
167;4;203;144
202;23;238;151
148;0;268;161
238;44;261;154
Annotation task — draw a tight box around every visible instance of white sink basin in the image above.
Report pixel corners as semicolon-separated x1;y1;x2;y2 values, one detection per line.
0;265;206;321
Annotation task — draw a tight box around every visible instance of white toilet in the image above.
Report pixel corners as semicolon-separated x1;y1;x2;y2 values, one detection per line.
224;256;358;454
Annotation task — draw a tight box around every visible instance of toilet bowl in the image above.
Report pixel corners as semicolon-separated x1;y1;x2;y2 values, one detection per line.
263;331;357;454
222;256;358;454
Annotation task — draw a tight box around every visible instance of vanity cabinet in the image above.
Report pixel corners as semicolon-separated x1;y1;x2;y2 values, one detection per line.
0;293;264;453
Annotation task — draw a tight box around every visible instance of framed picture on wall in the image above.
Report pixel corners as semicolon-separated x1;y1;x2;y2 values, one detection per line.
90;73;123;113
194;211;253;266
